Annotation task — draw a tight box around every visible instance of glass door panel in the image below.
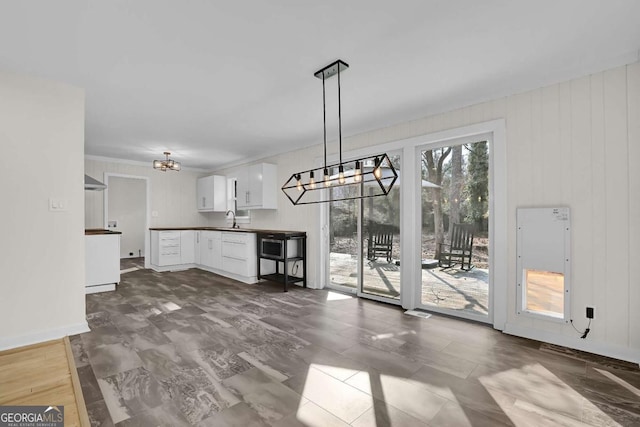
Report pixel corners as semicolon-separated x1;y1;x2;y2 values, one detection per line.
328;181;359;291
419;141;490;321
360;154;401;301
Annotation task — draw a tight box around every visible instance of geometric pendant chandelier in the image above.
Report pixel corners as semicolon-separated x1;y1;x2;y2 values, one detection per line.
282;60;397;205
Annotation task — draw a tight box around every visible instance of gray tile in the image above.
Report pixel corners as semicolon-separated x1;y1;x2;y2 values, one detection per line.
87;311;115;329
86;341;144;379
77;365;104;404
197;402;269;427
162;326;218;351
69;334;90;368
273;401;350;427
82;325;128;348
223;368;304;424
287;366;372;424
125;324;171;351
191;345;253;380
351;402;429;427
114;402;191;427
340;343;423;378
86;399;114;427
137;343;198;380
160;366;240;424
345;370;447;422
97;367;169;424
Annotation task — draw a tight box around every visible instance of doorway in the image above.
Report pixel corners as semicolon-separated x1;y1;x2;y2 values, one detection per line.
327;152;402;305
418;139;491;323
103;174;150;268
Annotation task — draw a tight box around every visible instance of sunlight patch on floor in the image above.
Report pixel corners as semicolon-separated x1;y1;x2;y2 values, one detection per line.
594;368;640;397
162;301;181;311
326;291;354;301
478;363;617;425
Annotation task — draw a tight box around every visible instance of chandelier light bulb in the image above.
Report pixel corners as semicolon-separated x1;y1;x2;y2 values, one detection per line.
296;174;303;191
354;161;362;182
338;165;345;184
373;157;382;179
324;168;331;187
309;171;316;189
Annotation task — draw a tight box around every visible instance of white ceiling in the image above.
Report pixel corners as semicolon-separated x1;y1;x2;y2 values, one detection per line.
1;1;639;170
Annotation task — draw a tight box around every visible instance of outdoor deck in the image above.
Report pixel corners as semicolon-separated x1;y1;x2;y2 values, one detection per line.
329;253;489;318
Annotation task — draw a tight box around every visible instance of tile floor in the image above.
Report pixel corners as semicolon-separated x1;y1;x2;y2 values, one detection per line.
71;267;640;426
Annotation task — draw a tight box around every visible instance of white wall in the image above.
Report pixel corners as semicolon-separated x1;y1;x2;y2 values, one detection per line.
213;62;640;363
85;158;216;229
0;70;87;349
108;176;146;258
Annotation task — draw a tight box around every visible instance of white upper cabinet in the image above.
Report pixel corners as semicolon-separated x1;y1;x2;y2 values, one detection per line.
197;175;226;212
236;163;277;210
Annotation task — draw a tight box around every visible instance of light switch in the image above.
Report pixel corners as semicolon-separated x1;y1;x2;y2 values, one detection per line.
49;198;68;212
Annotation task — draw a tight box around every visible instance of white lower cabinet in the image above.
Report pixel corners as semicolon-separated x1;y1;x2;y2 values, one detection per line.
151;229;257;283
151;231;182;267
200;231;222;270
180;231;195;264
221;232;257;280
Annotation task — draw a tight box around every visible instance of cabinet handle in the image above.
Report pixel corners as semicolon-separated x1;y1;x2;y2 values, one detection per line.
202;197;206;207
246;191;249;204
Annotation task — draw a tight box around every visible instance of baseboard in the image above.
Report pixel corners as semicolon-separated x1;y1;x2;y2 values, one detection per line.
504;323;640;365
86;283;116;294
0;321;90;352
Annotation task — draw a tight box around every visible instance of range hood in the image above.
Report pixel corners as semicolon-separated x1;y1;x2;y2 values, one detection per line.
85;174;107;191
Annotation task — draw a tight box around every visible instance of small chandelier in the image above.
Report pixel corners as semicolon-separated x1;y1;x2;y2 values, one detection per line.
153;151;181;172
282;60;397;205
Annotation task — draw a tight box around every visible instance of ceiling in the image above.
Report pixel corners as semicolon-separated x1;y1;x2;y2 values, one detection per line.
1;1;639;170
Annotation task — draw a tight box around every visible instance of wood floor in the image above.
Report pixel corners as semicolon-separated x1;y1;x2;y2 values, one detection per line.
0;337;90;426
70;267;640;426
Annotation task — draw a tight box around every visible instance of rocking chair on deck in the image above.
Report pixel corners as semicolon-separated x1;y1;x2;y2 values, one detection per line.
366;224;394;263
438;223;475;271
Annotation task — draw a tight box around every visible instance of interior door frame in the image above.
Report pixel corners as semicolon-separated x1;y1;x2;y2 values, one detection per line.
103;173;151;269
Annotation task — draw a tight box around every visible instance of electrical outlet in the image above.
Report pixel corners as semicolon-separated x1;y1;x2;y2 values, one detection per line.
586;306;595;319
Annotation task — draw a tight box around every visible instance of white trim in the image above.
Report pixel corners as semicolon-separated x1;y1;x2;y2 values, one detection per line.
103;173;152;269
85;154;210;172
85;283;116;294
412;120;507;328
503;323;640;366
0;322;90;351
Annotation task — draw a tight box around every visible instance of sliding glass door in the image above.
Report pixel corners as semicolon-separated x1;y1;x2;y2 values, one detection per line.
328;152;402;304
418;140;491;322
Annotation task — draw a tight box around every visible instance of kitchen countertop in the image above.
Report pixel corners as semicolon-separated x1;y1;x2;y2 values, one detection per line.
149;227;306;237
85;229;122;235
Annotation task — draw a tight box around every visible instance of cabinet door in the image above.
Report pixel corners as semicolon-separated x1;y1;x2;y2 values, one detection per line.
194;231;201;264
197;177;213;210
247;164;263;207
200;232;212;267
197;176;227;212
236;169;250;209
180;231;195;264
211;236;222;270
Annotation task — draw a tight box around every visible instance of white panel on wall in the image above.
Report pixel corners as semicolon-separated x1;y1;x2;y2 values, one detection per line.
517;207;571;322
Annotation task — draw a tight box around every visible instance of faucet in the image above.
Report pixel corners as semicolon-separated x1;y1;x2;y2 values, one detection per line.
226;210;239;229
